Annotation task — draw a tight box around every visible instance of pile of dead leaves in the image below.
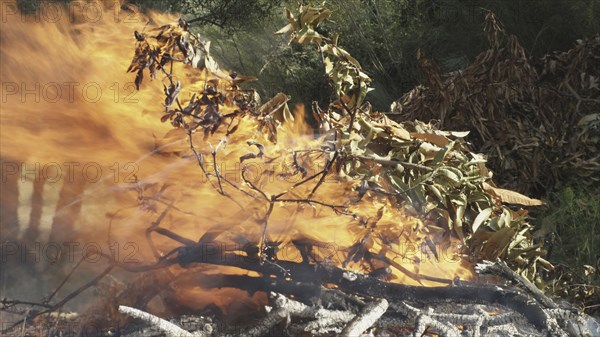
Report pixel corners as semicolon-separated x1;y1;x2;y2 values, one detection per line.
390;11;600;197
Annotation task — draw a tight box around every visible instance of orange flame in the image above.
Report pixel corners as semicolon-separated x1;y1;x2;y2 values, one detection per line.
0;1;472;315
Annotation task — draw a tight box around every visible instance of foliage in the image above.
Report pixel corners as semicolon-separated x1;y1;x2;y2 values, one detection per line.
274;4;372;109
126;0;596;314
274;5;551;276
199;23;332;111
391;11;600;197
133;2;554;290
127;18;260;132
534;185;600;313
382;9;599;310
178;0;284;33
123;0;599;111
127;0;284;33
309;0;600;110
543;186;600;268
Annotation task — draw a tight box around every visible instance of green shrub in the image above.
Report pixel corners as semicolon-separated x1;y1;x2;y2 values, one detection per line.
534;185;600;312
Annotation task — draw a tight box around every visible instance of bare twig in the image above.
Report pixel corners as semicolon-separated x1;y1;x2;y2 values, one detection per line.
187;130;213;185
307;150;339;199
209;142;227;196
2;265;115;334
274;198;348;212
476;260;558;309
270;292;355;328
118;305;206;337
146;202;175;259
241;166;270;201
259;201;275;258
355;154;434;172
413;312;461;337
218;174;257;199
44;256;86;304
340;298;388;337
341;95;358;134
0;299;52;310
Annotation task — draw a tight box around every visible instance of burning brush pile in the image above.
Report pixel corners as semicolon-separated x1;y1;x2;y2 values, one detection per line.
0;2;598;337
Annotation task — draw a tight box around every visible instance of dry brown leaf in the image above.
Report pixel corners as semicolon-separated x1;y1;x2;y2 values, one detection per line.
410;132;450;147
258;93;293;123
482;183;543;206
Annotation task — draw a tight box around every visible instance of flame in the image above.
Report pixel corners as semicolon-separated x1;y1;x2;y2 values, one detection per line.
0;1;472;316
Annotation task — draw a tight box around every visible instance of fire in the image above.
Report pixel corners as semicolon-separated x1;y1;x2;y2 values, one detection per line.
0;0;472;316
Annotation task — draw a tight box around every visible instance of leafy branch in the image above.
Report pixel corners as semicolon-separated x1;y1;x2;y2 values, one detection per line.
125;4;549;300
275;4;372;122
273;3;550;281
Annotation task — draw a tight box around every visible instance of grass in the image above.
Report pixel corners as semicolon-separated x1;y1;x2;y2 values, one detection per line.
533;184;600;313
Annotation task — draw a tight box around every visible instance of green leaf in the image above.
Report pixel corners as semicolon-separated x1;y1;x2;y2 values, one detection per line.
437;167;462;184
432;141;454;164
472;208;493;233
426;183;446;206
